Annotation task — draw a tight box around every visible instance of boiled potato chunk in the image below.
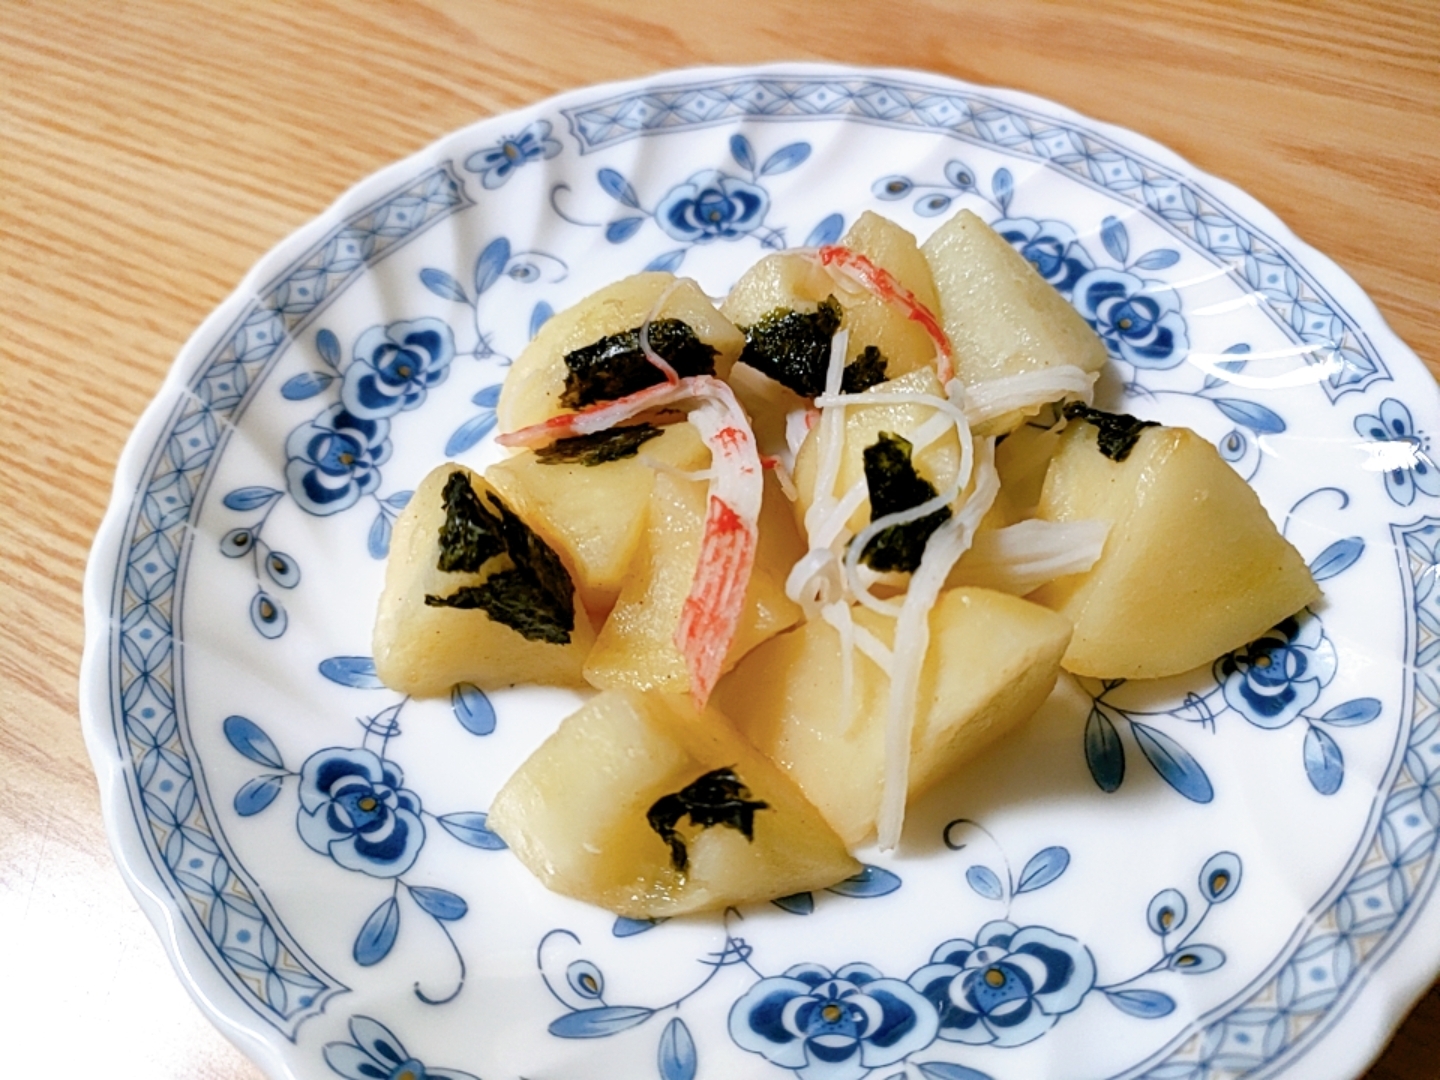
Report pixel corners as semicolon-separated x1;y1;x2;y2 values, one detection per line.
922;210;1107;435
487;688;860;917
716;588;1072;846
584;468;803;694
373;463;595;695
1029;415;1320;678
485;423;709;617
497;272;745;434
722;213;940;396
791;368;963;536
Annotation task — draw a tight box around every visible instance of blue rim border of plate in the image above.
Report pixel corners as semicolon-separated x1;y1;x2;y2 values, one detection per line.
79;64;1440;1080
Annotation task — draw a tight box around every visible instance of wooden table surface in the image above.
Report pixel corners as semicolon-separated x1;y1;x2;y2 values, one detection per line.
3;1;1438;1076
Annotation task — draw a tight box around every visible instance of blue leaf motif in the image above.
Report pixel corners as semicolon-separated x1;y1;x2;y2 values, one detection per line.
658;1017;697;1080
549;1005;654;1039
234;775;283;816
474;237;512;296
1133;249;1181;271
992;167;1014;214
772;892;815;915
223;486;282;512
263;550;300;589
1085;707;1125;793
223;715;284;767
420;267;470;304
1304;725;1344;795
1016;846;1070;894
1200;852;1242;902
1310;537;1364;581
965;865;1005;901
645;249;687;274
1131;721;1213;803
760;142;811;176
410;886;468;921
943;161;976;189
384;490;413;510
438;812;508;850
315;328;341;369
605;216;645;244
1101;215;1129;264
1213;398;1286;434
1105;989;1176;1018
249;591;287;639
826;865;902;898
1202;349;1250;390
472;384;503;408
729;133;756;172
1147;888;1188;935
915;194;954;218
367;511;392;560
318;656;385;688
1169;944;1226;974
530;301;554;339
355;897;400;965
598;168;641;209
451;682;497;735
445;413;498;456
613;916;664;937
916;1063;997;1080
805;213;845;248
281;371;334;400
1319;698;1381;726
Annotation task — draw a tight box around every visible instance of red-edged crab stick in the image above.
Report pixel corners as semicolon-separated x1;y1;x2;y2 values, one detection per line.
814;245;955;384
498;375;762;709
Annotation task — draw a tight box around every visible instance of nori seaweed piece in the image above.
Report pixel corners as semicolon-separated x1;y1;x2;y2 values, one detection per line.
1063;401;1159;462
534;423;664;466
859;431;953;574
435;470;506;573
737;295;844;397
425;484;576;645
559;319;717;409
841;345;889;394
646;767;769;873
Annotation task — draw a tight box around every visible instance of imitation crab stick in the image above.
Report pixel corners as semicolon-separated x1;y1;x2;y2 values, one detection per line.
814;245;955;384
499;375;762;709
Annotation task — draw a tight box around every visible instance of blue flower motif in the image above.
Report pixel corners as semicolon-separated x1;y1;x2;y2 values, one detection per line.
1354;397;1440;506
729;962;939;1080
1072;268;1189;370
284;403;391;516
908;921;1096;1048
1214;613;1337;730
324;1015;478;1080
298;748;425;878
655;169;769;244
341;318;456;420
463;119;562;189
992;217;1095;296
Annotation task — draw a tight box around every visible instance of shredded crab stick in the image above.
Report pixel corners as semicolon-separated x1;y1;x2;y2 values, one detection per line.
498;375;762;710
813;245;955;384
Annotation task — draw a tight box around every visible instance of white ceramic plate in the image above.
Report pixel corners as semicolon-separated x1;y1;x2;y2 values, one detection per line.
82;64;1440;1080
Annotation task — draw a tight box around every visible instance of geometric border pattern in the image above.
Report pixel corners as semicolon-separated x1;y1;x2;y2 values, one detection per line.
105;164;471;1037
1131;518;1440;1078
563;73;1388;402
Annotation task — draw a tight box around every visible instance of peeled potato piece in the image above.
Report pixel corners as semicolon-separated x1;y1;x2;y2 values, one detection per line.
1030;413;1320;678
497;272;745;435
372;463;595;695
922;210;1107;435
716;587;1072;847
488;688;860;917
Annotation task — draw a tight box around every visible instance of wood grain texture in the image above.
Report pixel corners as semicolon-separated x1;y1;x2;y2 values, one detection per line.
1;1;1436;1076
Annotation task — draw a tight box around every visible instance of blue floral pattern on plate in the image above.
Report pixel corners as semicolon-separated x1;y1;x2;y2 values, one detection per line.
80;66;1440;1080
